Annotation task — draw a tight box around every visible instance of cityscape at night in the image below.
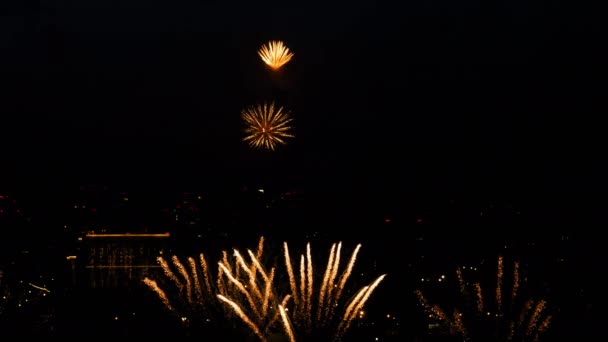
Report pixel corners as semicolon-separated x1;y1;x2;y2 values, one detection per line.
1;0;604;340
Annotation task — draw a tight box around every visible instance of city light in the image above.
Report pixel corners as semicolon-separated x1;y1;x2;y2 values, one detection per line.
85;233;171;238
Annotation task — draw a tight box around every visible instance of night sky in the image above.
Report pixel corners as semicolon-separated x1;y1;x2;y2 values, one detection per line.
0;3;606;340
2;1;606;205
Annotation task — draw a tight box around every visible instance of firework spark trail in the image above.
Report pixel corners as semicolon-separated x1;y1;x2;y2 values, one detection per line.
512;261;520;302
324;242;342;320
452;309;466;336
248;249;270;283
517;299;534;330
256;236;265;257
258;40;294;70
251;236;265;281
216;241;286;338
317;243;337;323
534;315;552;342
526;300;547;336
337;274;387;337
148;237;307;339
497;256;503;315
266;295;292;333
173;256;193;305
415;289;432;312
221;251;231;272
234;250;263;301
284;243;299;307
143;277;175;312
199;253;213;298
299;254;306;318
262;267;275;317
279;304;297;342
283;242;300;306
538;315;552;333
305;243;314;330
323;242;343;322
158;256;183;290
235;258;242;283
283;242;386;339
218;294;267;342
332;244;361;308
149;238;385;341
336;275;386;337
217;262;226;295
474;283;484;313
339;285;369;334
508;320;516;340
456;267;466;295
221;251;232;292
218;262;262;319
416;257;552;341
147;253;224;323
416;290;456;324
221;251;233;277
188;257;203;303
416;289;447;322
432;305;450;322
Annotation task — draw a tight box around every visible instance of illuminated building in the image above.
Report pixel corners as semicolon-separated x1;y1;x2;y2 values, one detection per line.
76;232;171;289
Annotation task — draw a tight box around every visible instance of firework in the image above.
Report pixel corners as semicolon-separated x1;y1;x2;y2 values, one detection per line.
335;274;387;337
145;237;386;342
416;256;552;341
146;253;218;324
258;40;294;70
456;266;466;295
497;255;503;315
279;304;297;342
282;241;386;340
214;240;287;340
218;294;267;342
143;278;174;312
242;102;294;151
474;283;484;313
142;236;267;333
512;261;520;302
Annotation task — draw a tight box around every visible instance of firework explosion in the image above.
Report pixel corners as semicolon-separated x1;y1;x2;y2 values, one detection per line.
143;252;219;329
242;102;294;151
143;237;279;336
282;241;387;341
216;240;386;342
145;237;386;342
258;40;294;70
416;256;552;342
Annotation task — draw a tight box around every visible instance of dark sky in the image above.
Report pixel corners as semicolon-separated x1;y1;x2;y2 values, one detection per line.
1;0;605;199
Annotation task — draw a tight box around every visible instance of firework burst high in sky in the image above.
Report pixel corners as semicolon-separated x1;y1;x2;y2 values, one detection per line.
258;40;294;70
241;102;294;151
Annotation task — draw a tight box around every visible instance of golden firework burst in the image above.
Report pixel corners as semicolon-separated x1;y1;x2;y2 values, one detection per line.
258;40;294;70
242;102;294;151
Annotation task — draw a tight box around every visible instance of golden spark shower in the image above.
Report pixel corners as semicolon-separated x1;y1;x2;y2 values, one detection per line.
416;256;552;342
143;252;218;328
258;40;294;70
242;102;294;151
143;236;386;341
282;241;386;339
143;236;285;338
